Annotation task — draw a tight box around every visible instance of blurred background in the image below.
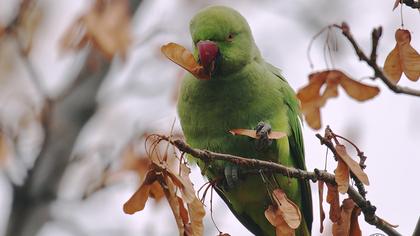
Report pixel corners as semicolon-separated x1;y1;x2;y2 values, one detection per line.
0;0;419;235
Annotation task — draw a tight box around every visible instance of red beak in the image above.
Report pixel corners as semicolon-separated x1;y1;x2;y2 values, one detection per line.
197;40;219;75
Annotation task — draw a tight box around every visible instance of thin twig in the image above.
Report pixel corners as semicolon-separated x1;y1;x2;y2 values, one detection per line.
155;134;402;236
333;22;420;97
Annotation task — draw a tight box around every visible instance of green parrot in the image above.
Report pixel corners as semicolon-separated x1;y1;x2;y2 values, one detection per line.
177;6;312;236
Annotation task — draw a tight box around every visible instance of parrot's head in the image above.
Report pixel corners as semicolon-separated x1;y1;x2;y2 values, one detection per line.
190;6;260;78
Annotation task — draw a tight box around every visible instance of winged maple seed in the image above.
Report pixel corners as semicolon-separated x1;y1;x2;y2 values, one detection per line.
161;42;210;80
332;198;362;236
384;29;420;84
264;188;302;236
297;70;380;130
229;129;287;140
326;183;341;223
123;155;205;236
334;158;350;193
335;144;370;188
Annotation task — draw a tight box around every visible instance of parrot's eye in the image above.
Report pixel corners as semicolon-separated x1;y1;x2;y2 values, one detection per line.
226;33;235;42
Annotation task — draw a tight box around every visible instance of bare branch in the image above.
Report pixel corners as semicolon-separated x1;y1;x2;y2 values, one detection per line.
154;134;402;236
334;22;420;97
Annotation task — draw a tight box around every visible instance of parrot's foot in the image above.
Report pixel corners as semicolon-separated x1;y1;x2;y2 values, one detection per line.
255;121;273;151
224;164;240;189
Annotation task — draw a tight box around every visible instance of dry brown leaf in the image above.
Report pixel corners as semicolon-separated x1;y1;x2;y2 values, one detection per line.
339;75;380;101
297;74;326;103
123;171;156;214
304;108;321;130
161;42;210;80
332;198;356;236
265;205;295;236
165;178;186;235
397;30;420;81
335;144;370;186
229;129;287;140
298;70;379;130
61;0;132;59
326;183;341;223
318;181;326;233
165;163;196;204
335;159;350;194
149;181;165;200
349;207;362;236
178;197;189;225
384;47;402;84
272;189;302;229
384;29;420;84
188;197;206;236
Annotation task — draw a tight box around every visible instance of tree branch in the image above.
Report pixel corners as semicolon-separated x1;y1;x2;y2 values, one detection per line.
333;22;420;97
401;0;420;9
154;134;402;236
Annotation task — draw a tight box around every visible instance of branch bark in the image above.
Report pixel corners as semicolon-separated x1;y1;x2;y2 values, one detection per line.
155;134;402;236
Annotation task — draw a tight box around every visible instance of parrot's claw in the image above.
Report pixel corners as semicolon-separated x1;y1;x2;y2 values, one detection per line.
255;121;273;151
224;164;240;189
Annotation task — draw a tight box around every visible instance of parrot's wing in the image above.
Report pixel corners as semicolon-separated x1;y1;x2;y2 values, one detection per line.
213;187;266;235
266;62;313;232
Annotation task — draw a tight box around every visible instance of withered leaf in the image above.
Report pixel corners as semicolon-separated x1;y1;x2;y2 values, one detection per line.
264;205;295;236
161;42;210;80
384;29;420;84
326;183;341;223
335;144;370;186
166;163;196;204
298;70;379;130
339;75;380;101
123;171;156;214
178;197;189;225
165;178;186;235
335;159;350;194
318;181;326;233
229;129;287;140
188;197;205;236
332;198;356;236
349;207;362;236
272;189;302;229
149;181;165;200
